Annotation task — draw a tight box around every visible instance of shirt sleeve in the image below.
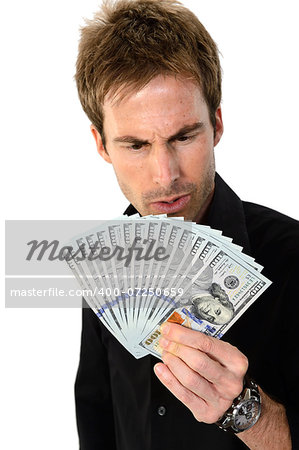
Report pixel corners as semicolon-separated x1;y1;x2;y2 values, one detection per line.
75;299;117;450
282;266;299;449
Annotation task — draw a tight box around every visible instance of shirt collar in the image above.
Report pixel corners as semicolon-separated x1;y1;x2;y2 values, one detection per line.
207;173;251;255
123;172;251;255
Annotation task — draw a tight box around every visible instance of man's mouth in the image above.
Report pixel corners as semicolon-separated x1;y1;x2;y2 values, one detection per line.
150;194;191;214
160;198;180;205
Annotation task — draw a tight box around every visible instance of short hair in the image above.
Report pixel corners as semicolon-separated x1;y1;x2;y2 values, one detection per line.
209;282;233;310
190;283;235;324
190;282;235;318
75;0;222;141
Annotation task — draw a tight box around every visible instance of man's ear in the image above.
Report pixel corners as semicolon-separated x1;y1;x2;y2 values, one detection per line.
90;124;112;164
213;107;224;147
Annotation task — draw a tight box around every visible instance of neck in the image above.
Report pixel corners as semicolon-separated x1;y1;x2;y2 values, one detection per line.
193;185;215;224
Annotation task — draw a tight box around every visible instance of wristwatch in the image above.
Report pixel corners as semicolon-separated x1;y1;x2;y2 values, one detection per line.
215;376;261;434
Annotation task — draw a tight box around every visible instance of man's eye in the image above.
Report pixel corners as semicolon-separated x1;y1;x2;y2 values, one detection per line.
177;136;190;142
176;135;195;143
215;308;221;316
129;144;143;150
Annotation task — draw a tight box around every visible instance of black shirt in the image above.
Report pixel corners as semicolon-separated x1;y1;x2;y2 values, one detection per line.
75;174;299;449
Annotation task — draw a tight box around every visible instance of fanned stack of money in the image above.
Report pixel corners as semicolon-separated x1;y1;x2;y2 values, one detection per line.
64;215;271;359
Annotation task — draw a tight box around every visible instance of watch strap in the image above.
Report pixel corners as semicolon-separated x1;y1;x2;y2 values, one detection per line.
215;375;261;434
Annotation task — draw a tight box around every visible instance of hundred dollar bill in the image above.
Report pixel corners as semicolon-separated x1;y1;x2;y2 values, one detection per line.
139;221;198;336
65;222;140;351
63;244;131;353
63;215;271;360
140;242;271;358
139;222;182;330
132;220;173;347
141;227;213;331
132;219;160;334
168;218;263;272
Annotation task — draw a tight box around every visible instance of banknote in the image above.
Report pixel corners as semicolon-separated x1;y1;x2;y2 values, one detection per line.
140;244;270;358
64;215;271;359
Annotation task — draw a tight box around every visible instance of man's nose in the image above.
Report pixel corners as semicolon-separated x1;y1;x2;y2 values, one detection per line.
150;144;180;187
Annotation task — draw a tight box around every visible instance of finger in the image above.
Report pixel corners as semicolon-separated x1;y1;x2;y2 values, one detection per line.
161;322;248;375
161;351;232;407
159;336;234;388
153;362;215;423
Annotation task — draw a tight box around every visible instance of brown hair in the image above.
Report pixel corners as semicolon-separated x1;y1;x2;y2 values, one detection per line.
75;0;222;143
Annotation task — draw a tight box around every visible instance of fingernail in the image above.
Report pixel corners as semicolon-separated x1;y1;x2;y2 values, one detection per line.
154;364;163;376
160;323;170;335
159;337;169;348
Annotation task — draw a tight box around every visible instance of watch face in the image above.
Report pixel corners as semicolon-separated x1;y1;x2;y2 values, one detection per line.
233;399;260;431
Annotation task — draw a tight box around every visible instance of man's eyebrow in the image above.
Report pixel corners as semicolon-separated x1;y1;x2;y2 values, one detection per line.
168;122;204;141
113;136;149;145
113;122;204;145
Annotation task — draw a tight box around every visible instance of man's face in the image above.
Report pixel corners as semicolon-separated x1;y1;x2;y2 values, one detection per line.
92;75;223;222
192;295;234;325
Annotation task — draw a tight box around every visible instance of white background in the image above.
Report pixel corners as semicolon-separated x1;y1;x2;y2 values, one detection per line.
1;1;298;448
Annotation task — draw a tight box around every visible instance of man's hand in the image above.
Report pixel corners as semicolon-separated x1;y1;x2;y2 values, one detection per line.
153;322;248;424
154;322;292;449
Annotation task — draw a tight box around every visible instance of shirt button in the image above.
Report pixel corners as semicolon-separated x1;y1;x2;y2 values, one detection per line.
157;406;166;416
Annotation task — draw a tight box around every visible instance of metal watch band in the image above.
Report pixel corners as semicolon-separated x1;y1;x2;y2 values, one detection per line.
215;376;261;434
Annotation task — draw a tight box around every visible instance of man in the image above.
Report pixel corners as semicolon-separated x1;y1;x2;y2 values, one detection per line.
74;1;299;448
